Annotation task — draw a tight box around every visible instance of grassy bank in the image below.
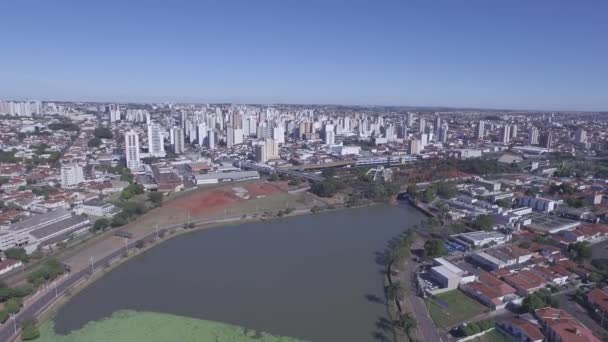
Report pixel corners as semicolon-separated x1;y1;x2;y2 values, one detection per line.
38;310;307;342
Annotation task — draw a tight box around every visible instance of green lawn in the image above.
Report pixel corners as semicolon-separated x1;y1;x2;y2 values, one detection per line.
428;290;487;329
38;310;307;342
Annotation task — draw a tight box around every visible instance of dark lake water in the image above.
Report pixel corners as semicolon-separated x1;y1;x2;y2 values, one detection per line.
53;204;424;342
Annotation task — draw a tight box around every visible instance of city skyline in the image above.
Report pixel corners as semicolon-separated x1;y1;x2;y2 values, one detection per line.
1;0;607;111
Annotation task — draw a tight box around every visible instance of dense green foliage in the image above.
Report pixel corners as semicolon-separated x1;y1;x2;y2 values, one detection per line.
310;179;345;197
88;137;103;148
522;289;558;313
27;259;64;288
423;239;447;258
568;241;592;262
148;192;163;207
22;319;40;340
459;319;495;336
93;127;113;139
5;297;22;314
48;122;79;131
121;183;144;200
473;215;496;231
4;247;29;262
93;218;110;231
0;150;18;163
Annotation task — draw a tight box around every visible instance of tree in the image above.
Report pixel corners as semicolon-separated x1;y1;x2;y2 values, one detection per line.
399;313;417;340
310;179;344;198
93;218;110;231
87;137;102;148
0;309;7;324
148;192;163;207
437;182;458;199
423;239;447;259
386;282;405;302
93;126;113;139
569;241;592;262
406;184;418;199
496;199;512;209
121;183;144;200
422;185;437;203
4;247;29;263
21;319;40;341
522;289;558;313
473;215;496;231
6;297;22;314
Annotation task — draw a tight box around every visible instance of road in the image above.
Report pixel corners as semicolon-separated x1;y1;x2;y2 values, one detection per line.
400;259;443;342
0;208;312;341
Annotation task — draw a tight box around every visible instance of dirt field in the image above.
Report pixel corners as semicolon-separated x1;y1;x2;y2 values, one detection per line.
58;181;323;272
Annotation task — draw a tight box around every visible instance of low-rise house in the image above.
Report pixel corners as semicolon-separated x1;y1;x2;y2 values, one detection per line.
461;272;518;310
535;307;600;342
587;288;608;318
503;270;547;296
497;317;544;342
0;259;23;275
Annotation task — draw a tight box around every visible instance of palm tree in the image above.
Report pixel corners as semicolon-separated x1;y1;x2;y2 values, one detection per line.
399;313;417;341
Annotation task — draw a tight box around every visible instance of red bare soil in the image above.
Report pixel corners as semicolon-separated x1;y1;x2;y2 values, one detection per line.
164;189;237;215
244;182;283;197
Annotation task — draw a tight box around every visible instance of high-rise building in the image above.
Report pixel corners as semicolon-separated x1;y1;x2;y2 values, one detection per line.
476;120;485;139
324;124;335;145
409;139;422;155
172;127;185;154
501;125;511;144
406;112;415;127
147;123;165;157
109;104;121;122
197;123;208;147
124;130;141;170
255;144;267;163
439;123;449;143
540;131;553;148
272;124;285;144
510;124;518;138
226;126;244;147
575;128;587;144
418;118;426;134
207;129;216;149
61;163;84;188
528;127;539;145
434;117;442;137
265;138;280;160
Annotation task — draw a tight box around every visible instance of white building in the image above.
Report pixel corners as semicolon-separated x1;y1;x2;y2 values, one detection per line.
324;124;335;145
147;123;165;157
61;163;84;188
519;195;556;213
124;130;141;171
172;127;185;154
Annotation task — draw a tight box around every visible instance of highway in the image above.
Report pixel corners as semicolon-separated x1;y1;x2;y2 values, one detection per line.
240;161;325;182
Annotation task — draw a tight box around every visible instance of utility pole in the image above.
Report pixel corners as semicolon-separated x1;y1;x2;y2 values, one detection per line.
155;224;159;239
54;281;58;298
90;256;94;274
124;237;128;254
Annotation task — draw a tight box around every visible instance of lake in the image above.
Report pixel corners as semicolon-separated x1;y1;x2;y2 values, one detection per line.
53;204;424;342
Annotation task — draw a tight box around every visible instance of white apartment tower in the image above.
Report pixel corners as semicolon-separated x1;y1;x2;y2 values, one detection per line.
124;130;141;170
147;123;165;157
172;127;185;154
61;163;84;188
324;124;335;145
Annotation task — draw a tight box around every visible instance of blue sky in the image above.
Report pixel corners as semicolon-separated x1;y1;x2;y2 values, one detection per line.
0;0;607;111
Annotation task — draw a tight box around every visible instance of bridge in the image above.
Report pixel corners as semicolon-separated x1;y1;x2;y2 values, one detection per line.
239;161;325;182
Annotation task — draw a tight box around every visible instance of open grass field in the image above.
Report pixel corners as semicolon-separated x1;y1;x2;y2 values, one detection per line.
38;310;307;342
428;290;487;329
